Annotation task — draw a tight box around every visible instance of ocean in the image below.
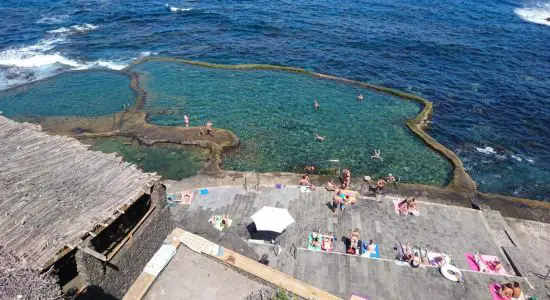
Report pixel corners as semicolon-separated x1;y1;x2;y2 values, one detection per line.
0;0;549;200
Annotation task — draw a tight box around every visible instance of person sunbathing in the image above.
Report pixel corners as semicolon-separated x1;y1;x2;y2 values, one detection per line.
321;235;332;251
325;180;336;191
397;242;413;262
310;233;320;248
511;282;522;299
473;252;490;272
497;283;514;298
366;239;376;252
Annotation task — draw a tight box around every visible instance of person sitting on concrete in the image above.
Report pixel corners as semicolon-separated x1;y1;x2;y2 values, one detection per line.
341;168;351;188
310;233;321;248
332;189;346;213
325;179;337;191
387;173;396;184
348;228;360;254
376;178;386;193
299;175;316;190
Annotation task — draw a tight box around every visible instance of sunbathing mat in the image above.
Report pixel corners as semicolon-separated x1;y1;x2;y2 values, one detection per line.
307;233;333;251
349;293;370;300
307;233;322;251
488;283;509;300
392;200;420;216
465;253;509;275
360;243;380;258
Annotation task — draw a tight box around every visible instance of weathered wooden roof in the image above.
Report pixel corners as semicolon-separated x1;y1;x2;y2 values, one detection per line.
0;116;160;270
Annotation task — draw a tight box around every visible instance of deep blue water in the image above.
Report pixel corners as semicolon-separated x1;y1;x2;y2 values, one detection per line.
1;0;549;200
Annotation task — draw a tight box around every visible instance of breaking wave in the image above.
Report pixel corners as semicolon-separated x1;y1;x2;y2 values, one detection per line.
165;4;193;12
515;2;550;26
0;24;128;90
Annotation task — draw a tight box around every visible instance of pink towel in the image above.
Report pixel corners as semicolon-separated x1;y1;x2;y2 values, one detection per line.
465;253;509;275
181;189;195;205
488;283;510;300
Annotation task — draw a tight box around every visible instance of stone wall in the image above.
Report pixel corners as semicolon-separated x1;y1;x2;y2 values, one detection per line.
76;183;174;299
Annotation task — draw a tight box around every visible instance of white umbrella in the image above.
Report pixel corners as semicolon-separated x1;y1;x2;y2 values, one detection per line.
251;206;295;233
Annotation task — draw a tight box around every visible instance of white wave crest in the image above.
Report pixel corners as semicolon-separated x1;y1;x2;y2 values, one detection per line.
71;23;98;33
48;24;98;35
165;4;193;12
515;2;550;26
88;60;128;70
475;146;496;155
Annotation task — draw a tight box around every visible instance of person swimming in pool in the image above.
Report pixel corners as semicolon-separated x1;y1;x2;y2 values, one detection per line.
314;99;320;110
315;133;326;142
371;149;383;161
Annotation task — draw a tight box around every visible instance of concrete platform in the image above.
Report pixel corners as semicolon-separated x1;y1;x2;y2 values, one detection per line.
144;246;264;300
164;184;544;299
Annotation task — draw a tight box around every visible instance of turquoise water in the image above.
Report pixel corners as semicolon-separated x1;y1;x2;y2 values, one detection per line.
81;137;210;180
0;70;134;117
132;61;452;185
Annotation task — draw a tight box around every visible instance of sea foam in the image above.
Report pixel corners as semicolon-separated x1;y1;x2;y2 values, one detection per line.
475;146;496;155
515;2;550;26
165;4;193;12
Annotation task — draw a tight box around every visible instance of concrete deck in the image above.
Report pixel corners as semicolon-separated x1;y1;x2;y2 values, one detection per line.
160;183;545;299
144;246;264;300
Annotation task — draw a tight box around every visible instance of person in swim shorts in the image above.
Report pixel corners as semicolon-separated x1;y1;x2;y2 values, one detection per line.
184;114;189;128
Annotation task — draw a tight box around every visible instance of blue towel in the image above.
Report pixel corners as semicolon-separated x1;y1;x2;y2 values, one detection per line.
200;189;209;195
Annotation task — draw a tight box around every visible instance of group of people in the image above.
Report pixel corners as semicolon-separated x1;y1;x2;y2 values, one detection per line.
182;114;215;136
397;196;418;216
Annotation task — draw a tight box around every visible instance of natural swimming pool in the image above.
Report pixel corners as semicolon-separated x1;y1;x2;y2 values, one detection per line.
132;61;452;185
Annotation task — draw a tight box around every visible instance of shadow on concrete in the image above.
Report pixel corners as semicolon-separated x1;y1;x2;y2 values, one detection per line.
76;285;118;300
246;223;281;242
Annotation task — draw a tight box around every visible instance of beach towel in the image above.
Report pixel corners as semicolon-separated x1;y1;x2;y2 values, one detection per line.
209;215;232;231
200;188;209;196
360;243;380;258
181;189;195;205
308;233;322;251
427;252;445;266
300;185;311;193
275;183;283;189
466;253;509;275
488;283;510;300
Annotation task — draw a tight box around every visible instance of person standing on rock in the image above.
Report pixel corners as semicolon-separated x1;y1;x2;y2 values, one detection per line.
184;114;189;128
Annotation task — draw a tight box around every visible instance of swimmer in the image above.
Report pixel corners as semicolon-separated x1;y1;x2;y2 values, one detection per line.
371;149;383;161
184;114;189;128
315;133;326;142
357;93;364;101
314;99;320;110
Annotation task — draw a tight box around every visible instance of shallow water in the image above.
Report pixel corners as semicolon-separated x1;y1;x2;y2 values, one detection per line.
81;137;210;180
0;70;134;117
132;61;452;185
